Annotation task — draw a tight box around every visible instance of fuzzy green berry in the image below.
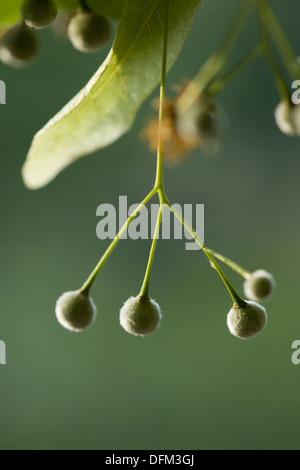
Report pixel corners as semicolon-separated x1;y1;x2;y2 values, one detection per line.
176;95;217;142
55;290;97;332
274;101;300;136
0;24;39;68
227;301;267;340
120;296;161;336
21;0;58;30
67;11;111;52
243;269;276;302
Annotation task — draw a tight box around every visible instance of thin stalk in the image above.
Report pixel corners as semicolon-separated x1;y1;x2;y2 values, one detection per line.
80;188;156;295
257;0;300;80
139;205;164;299
79;1;171;297
168;203;244;305
154;0;169;197
205;248;251;278
258;6;291;102
207;43;263;98
177;0;255;113
139;0;170;298
79;0;91;12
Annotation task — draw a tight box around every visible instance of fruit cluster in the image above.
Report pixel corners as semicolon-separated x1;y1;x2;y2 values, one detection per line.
55;269;275;339
2;0;285;345
0;0;111;68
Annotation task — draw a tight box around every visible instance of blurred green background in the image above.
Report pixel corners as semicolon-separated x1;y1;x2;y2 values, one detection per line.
1;0;300;450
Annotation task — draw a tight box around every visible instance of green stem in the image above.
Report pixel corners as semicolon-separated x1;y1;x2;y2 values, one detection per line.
154;0;169;197
204;248;251;278
139;205;164;299
79;0;91;12
207;43;263;98
80;188;156;295
79;0;171;297
139;0;170;298
257;0;300;80
203;248;244;305
258;6;291;102
177;0;255;112
168;203;244;305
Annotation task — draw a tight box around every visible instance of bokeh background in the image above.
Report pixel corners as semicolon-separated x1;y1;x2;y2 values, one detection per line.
0;0;300;450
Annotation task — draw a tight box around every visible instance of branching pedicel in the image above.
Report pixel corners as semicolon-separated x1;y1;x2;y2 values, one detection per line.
55;0;276;340
3;0;298;340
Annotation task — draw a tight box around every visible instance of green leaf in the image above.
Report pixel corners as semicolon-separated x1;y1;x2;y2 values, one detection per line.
0;1;23;26
22;0;203;189
57;0;126;19
0;0;125;26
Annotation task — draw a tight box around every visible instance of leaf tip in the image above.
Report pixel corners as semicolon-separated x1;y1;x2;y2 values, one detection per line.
21;157;48;190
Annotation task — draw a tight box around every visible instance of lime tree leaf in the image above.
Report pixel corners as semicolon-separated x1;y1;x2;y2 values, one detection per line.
0;1;23;26
57;0;125;19
22;0;202;189
0;0;125;26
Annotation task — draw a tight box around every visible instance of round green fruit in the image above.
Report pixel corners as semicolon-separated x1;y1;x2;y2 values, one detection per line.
67;11;111;52
21;0;58;30
227;301;267;339
0;24;39;68
120;296;161;336
243;269;276;302
55;290;97;332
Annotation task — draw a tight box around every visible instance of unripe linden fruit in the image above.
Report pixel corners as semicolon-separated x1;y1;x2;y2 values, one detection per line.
243;269;276;302
21;0;58;30
0;24;39;67
55;290;97;332
274;101;300;136
176;95;217;142
67;11;111;52
120;296;161;336
227;301;267;340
